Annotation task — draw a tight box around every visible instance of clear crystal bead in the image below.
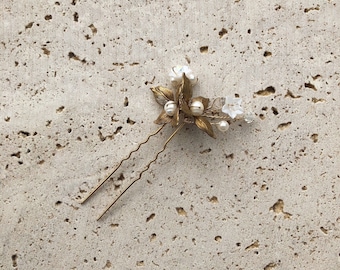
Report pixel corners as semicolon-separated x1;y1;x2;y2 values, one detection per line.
244;112;255;123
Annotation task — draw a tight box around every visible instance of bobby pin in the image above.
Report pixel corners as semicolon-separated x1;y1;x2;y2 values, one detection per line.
81;65;255;220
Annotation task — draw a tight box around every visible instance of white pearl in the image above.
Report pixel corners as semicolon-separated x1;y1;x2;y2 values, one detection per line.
190;100;204;116
217;120;229;132
164;101;177;116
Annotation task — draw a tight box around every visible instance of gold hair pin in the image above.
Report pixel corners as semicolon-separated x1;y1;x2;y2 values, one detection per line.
80;66;255;220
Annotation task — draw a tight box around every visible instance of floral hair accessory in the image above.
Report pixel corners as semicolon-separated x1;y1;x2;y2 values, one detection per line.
81;66;255;220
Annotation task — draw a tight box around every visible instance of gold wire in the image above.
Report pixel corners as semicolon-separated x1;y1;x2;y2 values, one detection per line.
97;122;185;220
81;124;166;204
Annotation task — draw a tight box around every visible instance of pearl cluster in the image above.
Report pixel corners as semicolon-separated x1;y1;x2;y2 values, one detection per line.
165;65;255;134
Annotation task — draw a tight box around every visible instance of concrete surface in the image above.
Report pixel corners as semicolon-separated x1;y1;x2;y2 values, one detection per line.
1;0;339;269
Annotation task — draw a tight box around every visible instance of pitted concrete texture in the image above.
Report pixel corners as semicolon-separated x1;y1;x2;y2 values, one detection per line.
1;1;339;269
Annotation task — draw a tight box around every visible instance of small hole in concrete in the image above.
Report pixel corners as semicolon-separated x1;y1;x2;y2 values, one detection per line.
215;236;222;242
12;254;18;267
124;97;129;107
146;213;155;222
271;107;278;115
200;46;208;53
73;12;79;22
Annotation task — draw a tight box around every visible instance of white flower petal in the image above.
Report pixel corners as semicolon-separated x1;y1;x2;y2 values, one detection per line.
169;65;197;84
222;96;244;119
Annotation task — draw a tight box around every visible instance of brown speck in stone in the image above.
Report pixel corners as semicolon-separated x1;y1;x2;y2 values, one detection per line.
127;118;135;125
304;5;320;13
310;133;318;143
42;47;50;55
146;213;155;222
89;24;97;35
255;86;275;96
225;153;234;159
208;196;218;203
311;97;325;103
285;90;301;99
270;199;292;219
199;148;211;154
264;51;272;57
11;254;18;267
136;261;144;267
56;106;65;113
73;12;79;22
25;22;34;29
45;15;52;20
200;46;208;53
277;122;291;130
124;97;129;107
320;227;328;234
264;263;277;270
305;82;317;91
271;107;278;115
176;207;187;216
245;240;259;251
214;236;222;242
218;28;228;38
11;152;21;158
68;51;75;58
18;131;30;137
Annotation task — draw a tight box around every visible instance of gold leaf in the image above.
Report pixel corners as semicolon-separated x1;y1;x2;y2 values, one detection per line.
154;110;172;125
194;116;216;138
191;96;209;109
178;74;192;103
180;100;192;116
150;86;174;105
171;108;179;127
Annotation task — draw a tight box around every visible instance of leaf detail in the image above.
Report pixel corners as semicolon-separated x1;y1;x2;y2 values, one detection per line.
171;108;179;127
194;116;216;138
154;110;172;125
150;86;174;105
180;100;192;116
178;74;193;103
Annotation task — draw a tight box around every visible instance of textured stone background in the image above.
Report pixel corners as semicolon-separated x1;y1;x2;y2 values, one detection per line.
1;0;339;269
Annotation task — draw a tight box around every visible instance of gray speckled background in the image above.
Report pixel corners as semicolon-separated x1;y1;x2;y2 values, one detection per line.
1;1;339;269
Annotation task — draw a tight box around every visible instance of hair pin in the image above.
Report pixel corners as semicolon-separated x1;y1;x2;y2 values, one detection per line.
80;66;255;220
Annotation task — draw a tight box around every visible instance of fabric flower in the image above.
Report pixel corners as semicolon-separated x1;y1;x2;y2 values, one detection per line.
169;65;197;85
222;96;244;119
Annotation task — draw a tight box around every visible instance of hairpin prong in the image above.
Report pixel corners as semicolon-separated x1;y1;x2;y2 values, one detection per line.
81;124;166;205
96;122;185;220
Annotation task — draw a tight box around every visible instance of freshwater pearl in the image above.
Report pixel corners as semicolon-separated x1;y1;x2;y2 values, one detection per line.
217;120;229;132
164;101;177;116
190;100;204;116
